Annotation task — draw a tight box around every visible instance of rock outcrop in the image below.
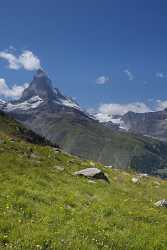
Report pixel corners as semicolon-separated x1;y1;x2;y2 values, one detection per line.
74;168;109;182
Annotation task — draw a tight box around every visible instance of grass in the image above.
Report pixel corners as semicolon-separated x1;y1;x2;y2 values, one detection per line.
1;112;167;249
0;135;167;249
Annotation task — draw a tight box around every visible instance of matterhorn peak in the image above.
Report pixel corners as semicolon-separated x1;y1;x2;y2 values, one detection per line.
3;70;81;113
19;69;54;101
34;68;48;78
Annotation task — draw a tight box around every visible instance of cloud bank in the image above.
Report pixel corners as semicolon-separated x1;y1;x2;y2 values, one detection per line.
91;102;151;122
0;78;28;98
156;100;167;111
0;50;41;71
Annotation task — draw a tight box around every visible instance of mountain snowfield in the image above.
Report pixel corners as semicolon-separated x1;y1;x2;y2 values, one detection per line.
5;96;44;111
92;111;129;131
4;95;80;112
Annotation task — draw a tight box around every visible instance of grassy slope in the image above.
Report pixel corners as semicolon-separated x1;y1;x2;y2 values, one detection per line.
1;113;167;249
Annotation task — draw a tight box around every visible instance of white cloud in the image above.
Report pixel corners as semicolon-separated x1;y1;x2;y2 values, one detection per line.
96;76;111;84
123;69;134;81
156;72;166;79
0;50;41;71
156;100;167;111
91;102;152;122
0;52;20;70
19;51;41;70
90;99;167;123
0;78;28;98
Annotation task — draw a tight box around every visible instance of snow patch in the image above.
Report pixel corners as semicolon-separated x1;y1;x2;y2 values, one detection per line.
93;112;129;131
110;118;129;131
60;98;80;109
54;97;81;110
5;96;43;111
0;99;6;104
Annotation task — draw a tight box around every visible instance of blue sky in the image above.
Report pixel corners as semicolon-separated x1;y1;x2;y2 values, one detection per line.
0;0;167;114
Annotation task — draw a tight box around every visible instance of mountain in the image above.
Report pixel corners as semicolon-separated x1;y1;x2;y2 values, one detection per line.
2;69;167;176
0;110;59;147
94;108;167;143
122;110;167;142
1;109;167;249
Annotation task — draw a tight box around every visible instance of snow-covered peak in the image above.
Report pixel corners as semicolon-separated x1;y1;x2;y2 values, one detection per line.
5;96;43;112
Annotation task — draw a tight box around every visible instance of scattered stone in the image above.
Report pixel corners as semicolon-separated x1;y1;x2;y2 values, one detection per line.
30;153;40;159
88;180;96;184
131;177;140;184
54;165;64;171
104;165;113;169
53;148;61;153
74;168;109;182
154;199;167;208
131;173;149;184
10;139;16;143
138;173;149;178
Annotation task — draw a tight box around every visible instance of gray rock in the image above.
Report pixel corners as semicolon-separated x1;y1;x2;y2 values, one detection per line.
131;177;140;184
30;153;40;159
138;173;149;178
53;148;61;153
74;168;109;182
54;165;64;171
154;199;167;208
0;139;4;144
132;173;149;184
104;165;113;169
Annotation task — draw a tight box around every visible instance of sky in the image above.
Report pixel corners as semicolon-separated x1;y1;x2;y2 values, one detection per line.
0;0;167;117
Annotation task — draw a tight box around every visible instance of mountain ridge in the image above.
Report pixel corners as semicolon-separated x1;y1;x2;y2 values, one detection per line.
1;70;167;176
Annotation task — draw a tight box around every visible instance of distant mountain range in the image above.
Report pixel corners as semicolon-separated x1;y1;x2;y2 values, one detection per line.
94;109;167;142
1;69;167;176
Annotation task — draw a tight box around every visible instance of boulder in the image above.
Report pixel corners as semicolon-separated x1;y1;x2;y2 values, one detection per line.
131;173;149;184
74;168;109;182
131;177;140;184
154;199;167;208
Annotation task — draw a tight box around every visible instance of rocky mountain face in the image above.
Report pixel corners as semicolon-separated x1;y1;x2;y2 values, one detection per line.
2;69;167;176
122;110;167;142
95;108;167;142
